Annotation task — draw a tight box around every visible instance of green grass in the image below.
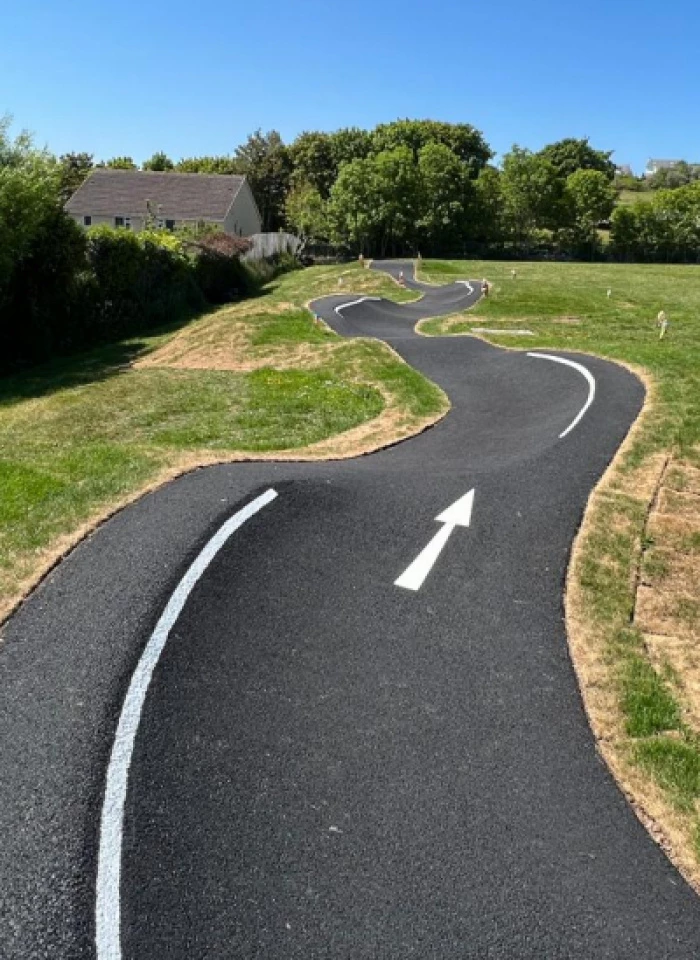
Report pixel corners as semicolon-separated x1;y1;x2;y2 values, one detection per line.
622;656;682;738
636;737;700;811
0;365;382;562
419;260;700;462
0;262;439;618
617;189;655;207
250;308;335;346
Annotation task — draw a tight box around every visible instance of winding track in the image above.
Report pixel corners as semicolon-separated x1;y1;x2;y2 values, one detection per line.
2;262;699;958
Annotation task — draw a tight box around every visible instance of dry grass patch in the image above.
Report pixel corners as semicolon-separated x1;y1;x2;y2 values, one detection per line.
568;446;700;889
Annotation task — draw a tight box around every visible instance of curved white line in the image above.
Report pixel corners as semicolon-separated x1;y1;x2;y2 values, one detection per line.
456;281;475;295
335;296;380;316
95;488;278;960
527;352;596;438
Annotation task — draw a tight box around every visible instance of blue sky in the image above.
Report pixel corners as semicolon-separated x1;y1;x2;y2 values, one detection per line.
2;0;699;174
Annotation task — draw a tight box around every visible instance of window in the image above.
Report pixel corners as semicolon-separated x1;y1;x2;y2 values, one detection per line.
83;215;92;226
165;219;175;231
115;216;124;227
124;217;131;230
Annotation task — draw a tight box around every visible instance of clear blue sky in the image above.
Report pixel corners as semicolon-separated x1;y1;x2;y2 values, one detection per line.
3;0;699;174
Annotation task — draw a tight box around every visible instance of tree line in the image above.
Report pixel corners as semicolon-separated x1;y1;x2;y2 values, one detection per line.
54;119;700;262
58;123;621;257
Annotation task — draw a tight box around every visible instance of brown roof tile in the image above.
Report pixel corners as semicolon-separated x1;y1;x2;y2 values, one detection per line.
65;169;246;220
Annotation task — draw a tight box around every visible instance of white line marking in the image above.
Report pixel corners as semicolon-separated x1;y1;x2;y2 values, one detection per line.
395;489;474;591
335;296;380;316
456;281;474;294
527;352;596;438
95;488;278;960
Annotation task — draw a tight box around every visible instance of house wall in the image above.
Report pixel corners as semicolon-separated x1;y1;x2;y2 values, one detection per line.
71;214;145;231
223;183;262;237
71;215;225;234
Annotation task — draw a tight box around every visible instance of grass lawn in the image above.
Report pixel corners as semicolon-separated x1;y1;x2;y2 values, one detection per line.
0;262;441;623
616;188;655;206
419;258;700;886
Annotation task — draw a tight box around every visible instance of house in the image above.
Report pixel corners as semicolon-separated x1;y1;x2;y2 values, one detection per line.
644;159;700;178
65;169;262;236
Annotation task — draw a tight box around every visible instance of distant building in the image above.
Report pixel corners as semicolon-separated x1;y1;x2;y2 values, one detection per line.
616;164;634;177
65;169;262;236
644;158;700;178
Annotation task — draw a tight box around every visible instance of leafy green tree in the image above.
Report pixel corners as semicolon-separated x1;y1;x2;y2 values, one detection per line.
285;181;329;239
539;137;615;181
471;166;505;244
647;162;699;191
372;146;423;255
234;129;292;231
372;119;492;176
328;157;381;253
142;151;174;171
288;132;336;198
501;146;563;241
102;156;137;170
610;182;700;262
328;127;373;168
0;119;61;291
417;142;473;252
175;156;243;174
58;151;94;200
565;169;616;232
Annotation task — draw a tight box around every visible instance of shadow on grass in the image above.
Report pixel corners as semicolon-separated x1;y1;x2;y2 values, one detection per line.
0;304;222;407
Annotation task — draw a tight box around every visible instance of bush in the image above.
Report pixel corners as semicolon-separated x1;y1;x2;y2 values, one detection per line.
1;206;89;369
187;233;255;303
610;183;700;263
244;250;302;288
85;226;203;338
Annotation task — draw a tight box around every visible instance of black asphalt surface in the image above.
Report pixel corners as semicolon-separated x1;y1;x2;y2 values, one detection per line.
2;261;699;958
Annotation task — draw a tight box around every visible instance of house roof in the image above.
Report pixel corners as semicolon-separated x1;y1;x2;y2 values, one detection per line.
65;169;247;220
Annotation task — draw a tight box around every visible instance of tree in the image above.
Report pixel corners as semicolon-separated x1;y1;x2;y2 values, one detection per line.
58;152;93;200
175;156;243;175
610;182;700;262
371;147;423;256
288;132;336;198
539;137;615;181
417;142;473;252
285;181;329;239
471;166;505;244
142;151;174;171
234;129;292;231
647;162;699;191
371;119;492;176
102;156;137;170
328;157;381;253
328;127;373;168
565;169;616;232
0;118;61;292
501;146;563;242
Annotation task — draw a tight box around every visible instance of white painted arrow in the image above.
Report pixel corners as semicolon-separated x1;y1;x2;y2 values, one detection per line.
395;489;475;591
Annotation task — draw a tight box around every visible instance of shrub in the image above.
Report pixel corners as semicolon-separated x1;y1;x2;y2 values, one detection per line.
85;226;203;337
187;234;255;303
244;250;302;288
1;206;89;370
